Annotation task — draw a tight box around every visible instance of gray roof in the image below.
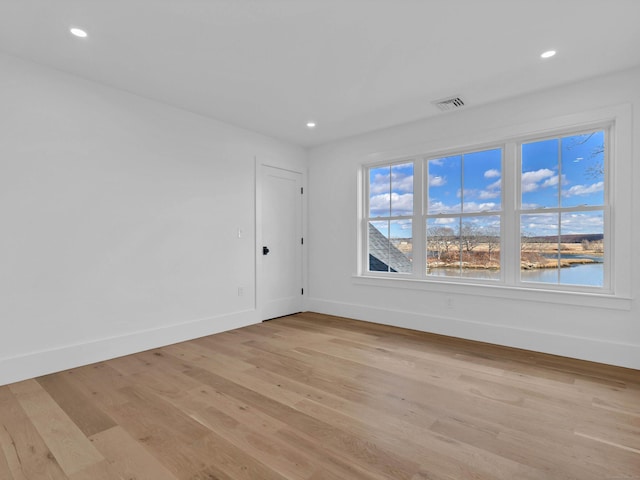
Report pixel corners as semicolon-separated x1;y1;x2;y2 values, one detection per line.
368;223;412;273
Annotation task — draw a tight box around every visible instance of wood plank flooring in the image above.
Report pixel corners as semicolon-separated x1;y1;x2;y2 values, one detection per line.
1;312;639;479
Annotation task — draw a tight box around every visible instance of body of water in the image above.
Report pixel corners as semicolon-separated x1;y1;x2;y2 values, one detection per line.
428;268;501;280
521;262;603;287
543;253;603;262
428;262;603;287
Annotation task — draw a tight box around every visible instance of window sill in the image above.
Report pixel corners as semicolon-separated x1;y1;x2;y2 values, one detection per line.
352;275;632;311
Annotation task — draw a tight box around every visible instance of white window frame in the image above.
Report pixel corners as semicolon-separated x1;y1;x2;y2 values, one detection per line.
423;146;505;283
364;160;417;275
356;104;632;310
513;127;610;291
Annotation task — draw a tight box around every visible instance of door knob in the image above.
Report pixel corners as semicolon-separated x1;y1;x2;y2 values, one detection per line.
263;246;270;255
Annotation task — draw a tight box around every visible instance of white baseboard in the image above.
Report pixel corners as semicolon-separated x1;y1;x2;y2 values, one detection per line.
4;301;636;386
305;297;640;370
0;309;259;386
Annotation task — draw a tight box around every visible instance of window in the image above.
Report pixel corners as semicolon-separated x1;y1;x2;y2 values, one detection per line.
367;162;413;273
362;126;611;293
426;148;502;280
519;131;606;287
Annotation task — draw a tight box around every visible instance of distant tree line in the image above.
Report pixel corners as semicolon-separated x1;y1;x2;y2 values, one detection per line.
581;239;604;253
427;223;500;263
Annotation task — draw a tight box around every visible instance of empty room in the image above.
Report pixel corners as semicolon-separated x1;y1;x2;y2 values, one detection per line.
1;1;639;479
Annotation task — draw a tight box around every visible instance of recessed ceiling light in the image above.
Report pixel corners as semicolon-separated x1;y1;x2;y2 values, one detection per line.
70;27;88;38
540;50;556;59
306;122;316;128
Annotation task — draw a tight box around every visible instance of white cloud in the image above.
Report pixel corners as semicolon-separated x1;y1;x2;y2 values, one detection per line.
390;193;414;215
484;169;500;178
560;212;604;234
527;223;551;231
563;181;604;197
521;202;541;210
522;169;555;183
369;193;390;216
541;174;566;189
524;219;557;233
475;178;502;200
428;200;460;214
462;201;499;212
433;217;456;225
524;211;602;233
486;179;501;190
392;174;414;194
369;193;413;216
428;175;446;187
370;172;413;195
369;173;390;194
521;168;555;193
478;190;500;200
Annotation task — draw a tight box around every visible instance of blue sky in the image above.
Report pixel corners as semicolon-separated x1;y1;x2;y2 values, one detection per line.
521;131;604;210
369;163;414;217
427;148;502;214
369;163;414;238
369;131;604;238
521;131;604;236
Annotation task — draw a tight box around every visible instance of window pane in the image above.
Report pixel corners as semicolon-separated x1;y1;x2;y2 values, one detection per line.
559;211;604;287
463;149;502;213
427;155;461;214
561;131;605;207
520;213;560;284
389;219;412;273
521;139;559;209
520;211;604;286
460;216;501;280
391;163;414;216
369;166;390;218
368;221;389;272
368;221;412;273
426;217;460;276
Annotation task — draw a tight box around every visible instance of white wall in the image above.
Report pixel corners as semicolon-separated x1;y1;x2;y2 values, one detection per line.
0;53;306;385
307;67;640;369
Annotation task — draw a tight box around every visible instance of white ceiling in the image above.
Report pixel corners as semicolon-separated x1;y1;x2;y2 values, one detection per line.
1;0;640;147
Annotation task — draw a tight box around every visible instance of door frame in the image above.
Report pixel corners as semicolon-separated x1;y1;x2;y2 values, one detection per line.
255;160;306;321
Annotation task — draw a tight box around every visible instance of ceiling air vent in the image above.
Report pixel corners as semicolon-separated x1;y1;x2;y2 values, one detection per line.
433;96;465;112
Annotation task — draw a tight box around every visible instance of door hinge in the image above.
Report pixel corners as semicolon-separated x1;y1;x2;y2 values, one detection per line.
301;187;303;194
301;288;304;295
301;237;304;245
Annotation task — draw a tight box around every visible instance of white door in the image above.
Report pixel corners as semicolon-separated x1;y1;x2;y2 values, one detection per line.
259;165;303;320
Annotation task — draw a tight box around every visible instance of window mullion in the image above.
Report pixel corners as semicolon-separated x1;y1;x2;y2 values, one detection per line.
413;159;425;278
556;139;563;282
503;141;518;285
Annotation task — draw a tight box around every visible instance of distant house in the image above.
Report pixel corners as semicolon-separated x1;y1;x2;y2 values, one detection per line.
368;223;412;273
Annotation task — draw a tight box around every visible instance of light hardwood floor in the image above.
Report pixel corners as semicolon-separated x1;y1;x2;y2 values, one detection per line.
1;312;639;479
